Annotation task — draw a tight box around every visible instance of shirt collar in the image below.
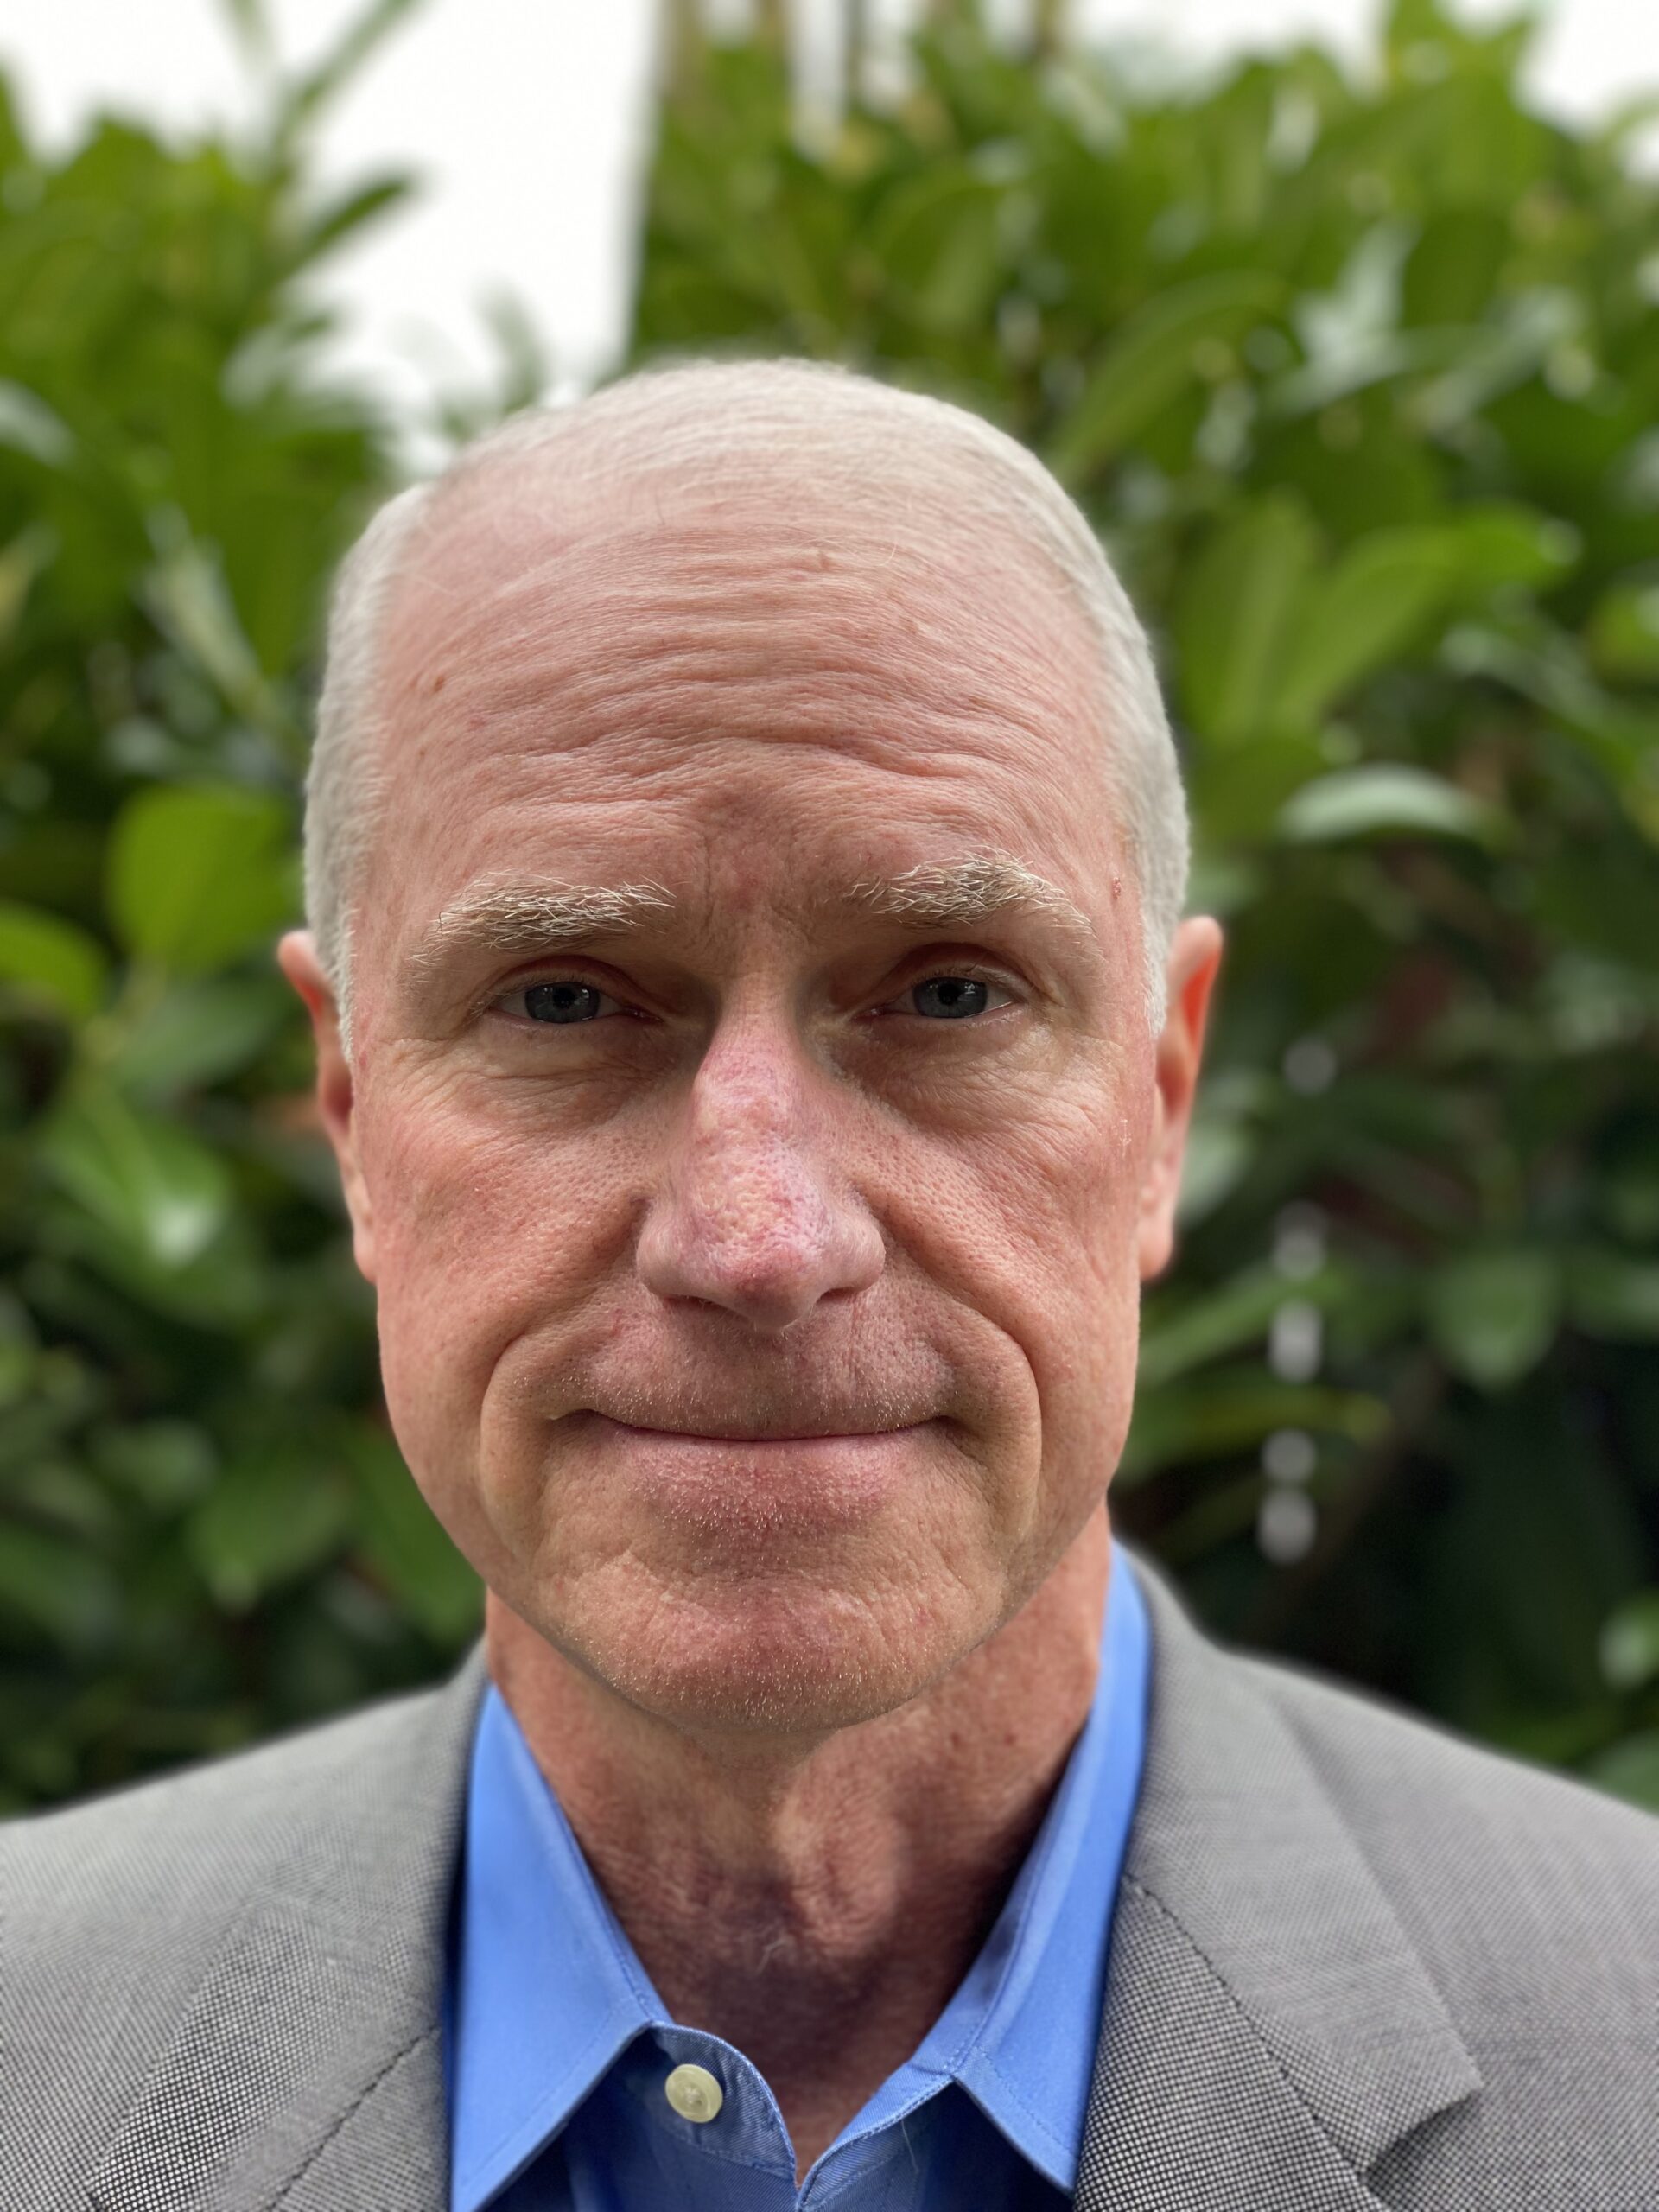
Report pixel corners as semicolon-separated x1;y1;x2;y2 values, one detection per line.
447;1538;1152;2207
446;1675;661;2207
854;1540;1151;2188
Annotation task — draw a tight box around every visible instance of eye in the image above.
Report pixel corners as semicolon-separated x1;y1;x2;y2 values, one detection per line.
903;973;1017;1020
500;978;626;1025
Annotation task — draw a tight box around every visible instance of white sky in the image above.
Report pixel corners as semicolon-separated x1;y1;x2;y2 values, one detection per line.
5;0;1656;453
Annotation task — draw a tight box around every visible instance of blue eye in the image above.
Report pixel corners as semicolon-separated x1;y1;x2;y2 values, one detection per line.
911;976;997;1020
523;981;609;1024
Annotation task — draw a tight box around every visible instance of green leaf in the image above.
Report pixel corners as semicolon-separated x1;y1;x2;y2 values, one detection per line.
38;1082;232;1269
276;0;429;147
1173;1071;1273;1228
1277;764;1502;844
1451;503;1580;592
865;167;1002;334
1272;527;1464;731
1425;1248;1560;1391
1594;89;1659;159
1188;730;1329;843
1173;492;1319;745
0;1525;120;1653
89;1419;218;1516
1412;287;1579;435
1268;506;1572;734
345;1422;481;1643
296;172;417;265
1401;207;1510;326
141;522;289;733
1567;1250;1659;1341
1121;1372;1387;1481
1598;1591;1659;1692
0;380;73;468
1139;1263;1335;1390
105;782;296;975
65;1208;268;1332
1046;270;1285;482
1586;578;1659;683
1536;848;1659;969
187;1449;351;1611
106;973;295;1101
1594;1127;1659;1246
1583;1730;1659;1813
1174;1109;1255;1229
0;900;108;1021
0;521;58;646
217;0;276;69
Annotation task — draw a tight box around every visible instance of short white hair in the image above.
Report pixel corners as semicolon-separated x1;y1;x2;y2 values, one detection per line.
304;356;1190;1062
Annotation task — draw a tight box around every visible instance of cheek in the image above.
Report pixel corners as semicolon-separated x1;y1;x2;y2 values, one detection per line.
952;1071;1150;1510
358;1079;633;1465
964;1050;1147;1262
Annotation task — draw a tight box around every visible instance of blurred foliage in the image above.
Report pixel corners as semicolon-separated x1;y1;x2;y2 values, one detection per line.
634;0;1659;1807
1;0;1656;1816
0;0;483;1814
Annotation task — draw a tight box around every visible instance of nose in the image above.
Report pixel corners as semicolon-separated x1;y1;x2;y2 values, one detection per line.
635;1023;885;1332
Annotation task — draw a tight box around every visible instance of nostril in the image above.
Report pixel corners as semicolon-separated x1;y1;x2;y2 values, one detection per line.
637;1174;885;1330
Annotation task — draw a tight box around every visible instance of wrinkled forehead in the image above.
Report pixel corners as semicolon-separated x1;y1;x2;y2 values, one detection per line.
374;433;1108;721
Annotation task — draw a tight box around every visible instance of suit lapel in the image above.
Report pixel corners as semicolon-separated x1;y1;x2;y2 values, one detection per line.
1075;1550;1481;2210
90;1643;489;2212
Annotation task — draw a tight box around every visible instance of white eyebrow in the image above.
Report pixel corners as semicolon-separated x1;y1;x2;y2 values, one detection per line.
400;851;1096;1002
401;878;677;995
843;854;1095;943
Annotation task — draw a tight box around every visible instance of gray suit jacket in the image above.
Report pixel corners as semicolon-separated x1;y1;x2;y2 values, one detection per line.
3;1546;1655;2210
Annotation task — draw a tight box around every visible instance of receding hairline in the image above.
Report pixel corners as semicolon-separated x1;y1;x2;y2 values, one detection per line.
378;398;1109;671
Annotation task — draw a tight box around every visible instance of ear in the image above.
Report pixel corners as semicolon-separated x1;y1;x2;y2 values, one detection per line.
276;929;378;1284
1136;915;1225;1284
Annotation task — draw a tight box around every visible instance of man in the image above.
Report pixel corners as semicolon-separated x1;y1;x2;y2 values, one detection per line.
3;358;1654;2212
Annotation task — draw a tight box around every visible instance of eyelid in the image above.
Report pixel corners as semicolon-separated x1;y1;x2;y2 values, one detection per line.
905;955;1023;991
477;956;1029;1027
880;962;1025;1014
486;969;632;1021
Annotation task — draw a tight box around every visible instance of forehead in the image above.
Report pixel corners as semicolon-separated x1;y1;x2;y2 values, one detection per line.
363;455;1122;971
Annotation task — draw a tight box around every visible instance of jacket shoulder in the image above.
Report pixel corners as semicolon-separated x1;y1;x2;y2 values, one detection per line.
0;1660;484;2201
3;1669;461;1919
0;1657;482;2070
1243;1640;1659;1916
1239;1642;1658;2202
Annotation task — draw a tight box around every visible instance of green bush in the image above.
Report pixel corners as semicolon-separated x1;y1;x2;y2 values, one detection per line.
2;0;1656;1811
0;6;482;1812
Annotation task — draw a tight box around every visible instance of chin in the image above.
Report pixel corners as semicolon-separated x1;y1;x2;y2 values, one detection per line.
544;1560;984;1738
478;1419;1019;1733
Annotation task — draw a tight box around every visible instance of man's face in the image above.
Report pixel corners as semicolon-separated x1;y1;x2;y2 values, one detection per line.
283;457;1220;1738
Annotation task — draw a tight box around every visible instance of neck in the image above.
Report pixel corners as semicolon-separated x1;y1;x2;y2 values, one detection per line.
486;1508;1114;2177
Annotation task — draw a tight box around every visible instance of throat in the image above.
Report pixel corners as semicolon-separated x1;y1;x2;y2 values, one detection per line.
627;1828;1043;2179
485;1512;1115;2177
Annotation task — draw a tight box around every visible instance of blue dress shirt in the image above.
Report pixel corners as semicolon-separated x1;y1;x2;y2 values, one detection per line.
443;1541;1151;2210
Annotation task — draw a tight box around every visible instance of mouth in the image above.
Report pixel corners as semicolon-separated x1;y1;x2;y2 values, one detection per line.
598;1417;934;1444
571;1412;940;1540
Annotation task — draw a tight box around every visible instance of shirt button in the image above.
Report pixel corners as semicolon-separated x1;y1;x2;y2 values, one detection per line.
664;2062;724;2124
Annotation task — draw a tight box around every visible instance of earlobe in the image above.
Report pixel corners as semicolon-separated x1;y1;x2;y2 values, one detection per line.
1136;1151;1177;1283
348;1201;378;1287
276;928;378;1285
1135;915;1225;1285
